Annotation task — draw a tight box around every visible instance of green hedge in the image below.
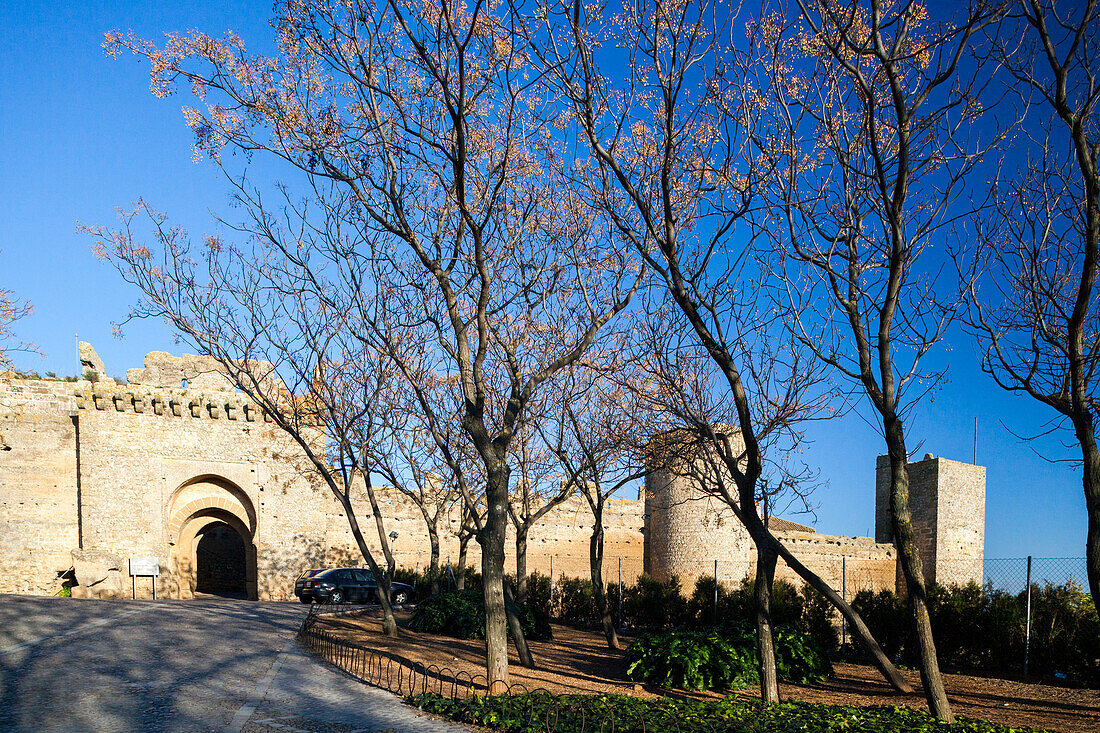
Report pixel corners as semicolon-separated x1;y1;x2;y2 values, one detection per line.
411;691;1052;733
851;581;1099;682
407;589;553;641
550;573;838;657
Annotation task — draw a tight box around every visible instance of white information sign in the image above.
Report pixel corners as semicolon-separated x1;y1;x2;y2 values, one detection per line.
129;556;160;577
129;556;160;600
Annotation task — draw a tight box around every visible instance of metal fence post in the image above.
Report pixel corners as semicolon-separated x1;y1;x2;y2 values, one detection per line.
617;557;623;629
714;559;719;626
1025;555;1032;676
550;555;554;616
841;556;847;650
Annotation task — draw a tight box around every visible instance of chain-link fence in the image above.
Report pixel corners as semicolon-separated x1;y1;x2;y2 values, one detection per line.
983;557;1093;676
983;556;1090;595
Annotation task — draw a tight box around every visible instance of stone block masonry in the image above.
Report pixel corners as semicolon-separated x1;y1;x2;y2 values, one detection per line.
0;343;986;602
876;454;986;591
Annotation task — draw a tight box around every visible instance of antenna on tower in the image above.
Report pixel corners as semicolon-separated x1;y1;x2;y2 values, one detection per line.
973;416;977;465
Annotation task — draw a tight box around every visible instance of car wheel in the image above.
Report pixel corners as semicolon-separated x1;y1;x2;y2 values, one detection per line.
329;590;344;604
391;590;409;606
299;597;311;604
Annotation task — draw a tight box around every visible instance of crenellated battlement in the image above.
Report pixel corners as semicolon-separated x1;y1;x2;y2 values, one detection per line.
77;385;272;423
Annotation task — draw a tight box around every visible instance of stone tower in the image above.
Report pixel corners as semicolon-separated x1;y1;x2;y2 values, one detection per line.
875;454;986;589
643;430;754;589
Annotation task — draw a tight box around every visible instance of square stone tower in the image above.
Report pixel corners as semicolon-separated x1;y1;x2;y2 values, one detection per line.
875;454;986;589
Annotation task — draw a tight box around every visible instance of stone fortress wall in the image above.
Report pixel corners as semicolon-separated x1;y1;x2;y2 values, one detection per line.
0;344;985;601
0;345;332;600
643;435;986;596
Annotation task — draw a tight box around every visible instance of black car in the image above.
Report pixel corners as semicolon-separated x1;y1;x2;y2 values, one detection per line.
293;569;326;602
295;568;413;606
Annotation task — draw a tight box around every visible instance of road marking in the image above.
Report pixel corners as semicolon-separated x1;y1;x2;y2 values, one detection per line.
227;641;293;732
0;604;155;655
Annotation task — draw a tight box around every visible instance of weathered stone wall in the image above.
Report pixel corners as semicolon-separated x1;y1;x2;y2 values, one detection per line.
0;346;983;603
0;346;332;601
72;379;330;600
0;379;81;594
323;489;647;585
643;433;900;596
643;456;895;595
772;531;897;596
644;461;754;587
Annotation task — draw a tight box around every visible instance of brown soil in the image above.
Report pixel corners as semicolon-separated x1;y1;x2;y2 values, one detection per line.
315;610;1100;733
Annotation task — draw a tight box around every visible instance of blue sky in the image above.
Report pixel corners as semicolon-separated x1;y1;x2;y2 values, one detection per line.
0;2;1087;560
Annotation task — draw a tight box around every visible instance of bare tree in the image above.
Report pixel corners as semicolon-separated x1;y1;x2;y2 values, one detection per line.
508;421;577;603
756;0;1006;720
0;267;35;372
537;0;911;701
102;0;640;689
962;0;1100;613
541;350;649;650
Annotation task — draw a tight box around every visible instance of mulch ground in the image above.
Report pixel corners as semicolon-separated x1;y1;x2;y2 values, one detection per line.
314;609;1100;733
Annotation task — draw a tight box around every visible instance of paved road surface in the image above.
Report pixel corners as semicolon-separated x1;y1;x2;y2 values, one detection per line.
0;595;471;732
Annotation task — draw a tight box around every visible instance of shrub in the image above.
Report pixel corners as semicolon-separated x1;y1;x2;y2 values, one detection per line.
514;602;554;642
851;588;908;661
392;566;438;604
521;572;552;615
411;691;1052;733
928;582;987;669
556;576;599;626
772;625;833;684
849;581;1098;683
625;629;758;691
407;588;553;641
408;589;485;639
625;625;830;692
686;576;740;627
800;586;839;655
621;575;688;629
1027;581;1100;682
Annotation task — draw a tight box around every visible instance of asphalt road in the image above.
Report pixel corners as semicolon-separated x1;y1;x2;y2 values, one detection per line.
0;595;471;733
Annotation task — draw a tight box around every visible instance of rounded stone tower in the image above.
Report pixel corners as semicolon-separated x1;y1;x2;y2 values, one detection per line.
643;430;754;590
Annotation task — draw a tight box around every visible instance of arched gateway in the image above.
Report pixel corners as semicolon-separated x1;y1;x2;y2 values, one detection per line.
166;476;258;600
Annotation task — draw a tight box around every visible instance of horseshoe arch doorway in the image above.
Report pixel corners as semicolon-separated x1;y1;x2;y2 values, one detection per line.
167;476;258;600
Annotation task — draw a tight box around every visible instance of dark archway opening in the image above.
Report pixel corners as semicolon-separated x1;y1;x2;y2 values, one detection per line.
195;522;248;597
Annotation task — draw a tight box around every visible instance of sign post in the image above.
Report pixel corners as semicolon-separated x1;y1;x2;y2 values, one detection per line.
129;556;160;600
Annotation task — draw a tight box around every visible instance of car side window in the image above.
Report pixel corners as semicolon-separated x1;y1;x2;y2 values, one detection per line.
352;570;372;583
327;570;347;582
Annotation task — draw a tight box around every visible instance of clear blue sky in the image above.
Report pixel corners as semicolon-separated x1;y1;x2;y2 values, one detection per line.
0;2;1086;560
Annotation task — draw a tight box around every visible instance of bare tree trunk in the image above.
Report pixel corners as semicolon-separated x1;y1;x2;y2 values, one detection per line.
515;526;530;604
479;466;510;692
337;492;398;638
457;531;470;591
361;476;399;637
503;582;535;668
753;542;780;703
428;524;441;596
590;502;620;649
883;421;952;722
1074;418;1100;612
